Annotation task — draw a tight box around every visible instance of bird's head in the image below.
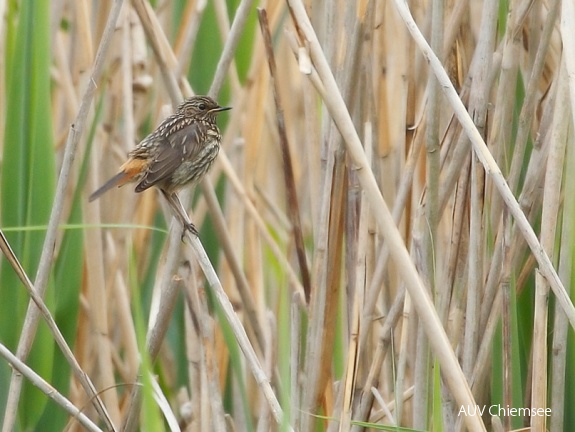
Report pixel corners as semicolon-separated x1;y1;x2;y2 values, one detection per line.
179;96;231;121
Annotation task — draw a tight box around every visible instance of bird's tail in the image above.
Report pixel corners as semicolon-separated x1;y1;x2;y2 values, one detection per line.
89;171;130;202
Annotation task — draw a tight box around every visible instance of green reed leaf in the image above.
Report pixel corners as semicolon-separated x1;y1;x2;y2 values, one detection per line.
0;0;56;427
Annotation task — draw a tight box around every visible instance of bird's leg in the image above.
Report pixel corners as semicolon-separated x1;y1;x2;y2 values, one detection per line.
161;190;199;239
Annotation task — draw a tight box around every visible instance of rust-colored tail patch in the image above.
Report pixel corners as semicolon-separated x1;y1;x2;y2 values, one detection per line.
89;158;147;202
119;158;147;184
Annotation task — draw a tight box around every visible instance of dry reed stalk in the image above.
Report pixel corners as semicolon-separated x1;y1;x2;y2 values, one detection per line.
110;11;141;385
287;0;487;430
0;230;110;429
413;0;443;425
186;265;228;431
393;0;575;329
173;0;205;78
258;8;311;304
0;342;102;432
202;178;268;354
115;2;291;428
531;59;568;431
212;0;242;94
550;103;575;432
337;121;372;432
217;151;306;296
549;3;575;421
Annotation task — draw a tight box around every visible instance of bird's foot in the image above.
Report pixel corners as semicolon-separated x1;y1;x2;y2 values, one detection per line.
182;222;199;241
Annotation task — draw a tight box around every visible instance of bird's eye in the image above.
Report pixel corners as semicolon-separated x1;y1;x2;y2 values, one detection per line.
198;103;207;110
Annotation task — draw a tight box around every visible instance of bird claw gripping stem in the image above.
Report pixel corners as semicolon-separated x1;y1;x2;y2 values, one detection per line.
182;222;199;241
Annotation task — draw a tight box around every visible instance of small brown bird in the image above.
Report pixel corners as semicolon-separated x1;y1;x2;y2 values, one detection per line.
90;95;231;236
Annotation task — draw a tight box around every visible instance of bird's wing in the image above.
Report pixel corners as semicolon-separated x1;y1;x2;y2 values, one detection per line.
134;121;206;192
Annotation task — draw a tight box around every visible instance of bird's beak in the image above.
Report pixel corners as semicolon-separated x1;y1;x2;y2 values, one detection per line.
211;105;232;113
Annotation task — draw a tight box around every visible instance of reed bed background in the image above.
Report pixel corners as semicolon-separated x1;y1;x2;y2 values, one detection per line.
1;0;574;431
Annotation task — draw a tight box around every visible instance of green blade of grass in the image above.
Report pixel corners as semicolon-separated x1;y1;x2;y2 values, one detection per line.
0;0;56;428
